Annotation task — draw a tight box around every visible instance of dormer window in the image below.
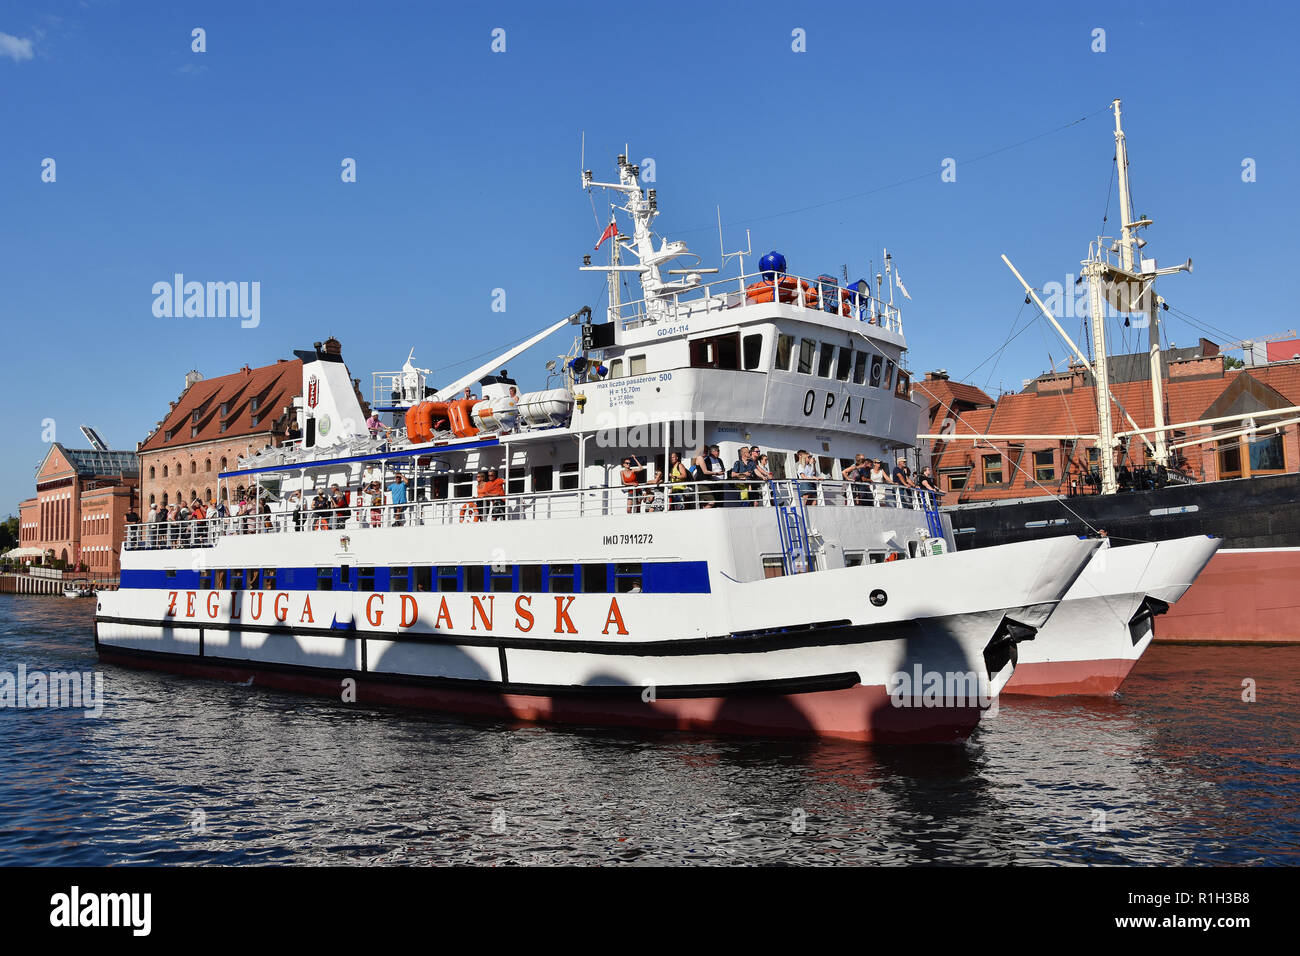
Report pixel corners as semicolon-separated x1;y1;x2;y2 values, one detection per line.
250;396;260;412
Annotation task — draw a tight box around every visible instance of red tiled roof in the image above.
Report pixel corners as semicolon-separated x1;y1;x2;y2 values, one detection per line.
927;360;1300;501
914;377;995;415
139;359;302;453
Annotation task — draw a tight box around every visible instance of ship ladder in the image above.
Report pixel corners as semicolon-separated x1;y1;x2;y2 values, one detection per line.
771;480;813;574
922;490;944;541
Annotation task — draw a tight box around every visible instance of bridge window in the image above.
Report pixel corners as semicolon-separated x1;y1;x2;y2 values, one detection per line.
689;333;740;370
742;333;763;370
870;355;883;387
883;359;895;390
797;339;815;374
836;347;853;382
774;334;793;371
817;343;835;378
853;352;867;385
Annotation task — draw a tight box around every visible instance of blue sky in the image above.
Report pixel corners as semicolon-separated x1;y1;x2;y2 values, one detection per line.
2;0;1297;512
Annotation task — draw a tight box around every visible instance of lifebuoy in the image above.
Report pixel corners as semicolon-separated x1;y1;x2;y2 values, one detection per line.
459;502;479;523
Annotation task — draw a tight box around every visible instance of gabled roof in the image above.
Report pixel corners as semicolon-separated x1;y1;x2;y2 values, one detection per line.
139;358;302;454
34;443;138;480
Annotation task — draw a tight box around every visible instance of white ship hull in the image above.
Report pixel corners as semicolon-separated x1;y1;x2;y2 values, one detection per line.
96;514;1099;743
1004;535;1221;696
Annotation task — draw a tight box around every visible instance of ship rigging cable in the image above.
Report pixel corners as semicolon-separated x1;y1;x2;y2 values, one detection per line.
672;103;1116;235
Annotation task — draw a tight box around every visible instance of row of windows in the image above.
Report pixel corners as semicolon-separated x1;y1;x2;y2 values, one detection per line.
191;562;646;594
774;334;895;390
149;458;229;479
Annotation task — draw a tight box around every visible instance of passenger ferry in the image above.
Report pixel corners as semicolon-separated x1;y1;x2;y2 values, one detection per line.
95;153;1103;743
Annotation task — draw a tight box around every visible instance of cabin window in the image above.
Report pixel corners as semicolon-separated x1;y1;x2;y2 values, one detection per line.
490;565;515;593
798;339;816;374
868;551;889;565
689;333;740;370
853;351;868;385
629;355;647;375
870;355;883;387
215;569;227;589
836;347;853;382
817;343;836;378
742;333;763;370
437;566;460;592
531;465;553;493
1033;450;1056;482
548;563;576;593
447;564;473;595
199;568;213;589
520;565;543;592
844;552;864;568
614;563;643;593
762;555;785;579
581;563;609;593
357;567;375;592
263;568;277;590
316;568;332;592
765;452;788;480
983;455;1003;485
558;463;579;491
389;566;410;592
774;334;794;371
247;568;261;590
609;358;624;379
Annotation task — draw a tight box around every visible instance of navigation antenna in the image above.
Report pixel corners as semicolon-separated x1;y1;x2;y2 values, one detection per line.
717;207;751;280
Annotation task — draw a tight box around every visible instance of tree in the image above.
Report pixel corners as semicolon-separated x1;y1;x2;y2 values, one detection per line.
0;515;17;552
1224;355;1245;370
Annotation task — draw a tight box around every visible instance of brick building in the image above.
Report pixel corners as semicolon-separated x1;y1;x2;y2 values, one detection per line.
16;443;139;583
137;338;368;509
920;344;1300;502
138;358;303;509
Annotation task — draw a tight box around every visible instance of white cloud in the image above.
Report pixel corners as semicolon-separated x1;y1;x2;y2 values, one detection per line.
0;31;35;62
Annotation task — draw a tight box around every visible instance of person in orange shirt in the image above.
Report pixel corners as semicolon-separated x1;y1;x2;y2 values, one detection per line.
481;468;506;520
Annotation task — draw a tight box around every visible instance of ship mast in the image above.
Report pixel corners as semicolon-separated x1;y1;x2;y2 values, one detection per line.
1112;99;1169;468
1084;99;1192;493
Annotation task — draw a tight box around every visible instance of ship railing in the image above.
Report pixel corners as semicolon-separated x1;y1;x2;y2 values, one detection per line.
121;480;939;550
612;270;904;336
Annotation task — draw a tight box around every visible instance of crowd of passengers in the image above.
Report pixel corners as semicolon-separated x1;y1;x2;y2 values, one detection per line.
134;451;941;546
616;445;941;512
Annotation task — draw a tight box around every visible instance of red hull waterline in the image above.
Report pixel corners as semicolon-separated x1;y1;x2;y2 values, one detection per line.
1157;548;1300;643
1001;657;1135;697
95;647;982;745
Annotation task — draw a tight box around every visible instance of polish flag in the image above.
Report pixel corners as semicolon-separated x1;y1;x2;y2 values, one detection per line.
595;221;618;250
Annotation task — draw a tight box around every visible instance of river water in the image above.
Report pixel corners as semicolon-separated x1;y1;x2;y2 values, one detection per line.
1;595;1296;865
